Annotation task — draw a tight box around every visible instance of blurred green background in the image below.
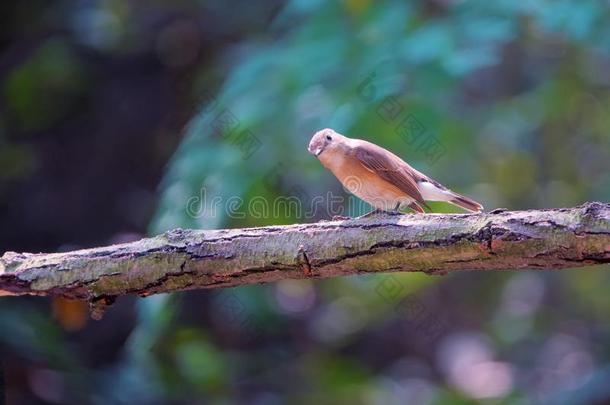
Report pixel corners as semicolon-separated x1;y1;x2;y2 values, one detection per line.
1;0;610;403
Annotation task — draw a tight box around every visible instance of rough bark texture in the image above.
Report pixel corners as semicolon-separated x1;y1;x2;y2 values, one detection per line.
1;202;609;316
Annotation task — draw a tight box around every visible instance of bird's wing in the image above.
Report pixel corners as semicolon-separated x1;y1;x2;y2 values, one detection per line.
352;142;426;204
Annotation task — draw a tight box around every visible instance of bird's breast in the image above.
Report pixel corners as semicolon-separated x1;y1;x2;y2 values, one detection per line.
319;151;411;210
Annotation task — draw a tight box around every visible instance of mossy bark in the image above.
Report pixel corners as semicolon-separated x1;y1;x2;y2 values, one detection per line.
1;203;609;314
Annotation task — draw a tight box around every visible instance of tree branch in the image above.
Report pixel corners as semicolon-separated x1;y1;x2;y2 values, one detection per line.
2;202;609;308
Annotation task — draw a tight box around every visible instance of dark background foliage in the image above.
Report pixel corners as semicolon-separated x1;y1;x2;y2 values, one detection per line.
1;0;609;404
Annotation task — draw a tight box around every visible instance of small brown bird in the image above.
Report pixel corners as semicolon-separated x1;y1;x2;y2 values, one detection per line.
308;128;483;214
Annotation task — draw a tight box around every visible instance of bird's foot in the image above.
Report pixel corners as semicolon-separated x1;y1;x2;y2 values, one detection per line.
358;209;401;219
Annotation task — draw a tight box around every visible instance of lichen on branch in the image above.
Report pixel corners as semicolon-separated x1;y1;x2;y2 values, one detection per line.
1;202;608;308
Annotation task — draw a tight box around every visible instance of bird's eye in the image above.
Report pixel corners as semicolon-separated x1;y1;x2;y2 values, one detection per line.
326;135;332;141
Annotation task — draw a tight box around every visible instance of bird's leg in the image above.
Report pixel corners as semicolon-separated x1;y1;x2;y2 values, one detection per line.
386;202;403;216
358;208;384;218
359;205;402;218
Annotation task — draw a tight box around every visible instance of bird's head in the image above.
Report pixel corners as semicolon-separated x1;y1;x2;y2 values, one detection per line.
308;128;347;157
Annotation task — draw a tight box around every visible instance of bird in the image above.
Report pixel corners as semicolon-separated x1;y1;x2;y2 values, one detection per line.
307;128;483;214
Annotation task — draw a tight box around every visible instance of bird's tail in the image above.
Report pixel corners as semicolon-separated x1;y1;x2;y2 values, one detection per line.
447;191;483;213
418;180;483;213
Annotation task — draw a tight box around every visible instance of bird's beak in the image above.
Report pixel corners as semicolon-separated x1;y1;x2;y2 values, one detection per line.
308;143;324;157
